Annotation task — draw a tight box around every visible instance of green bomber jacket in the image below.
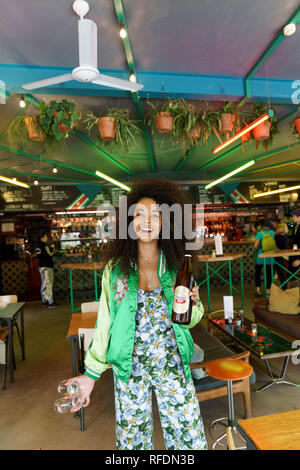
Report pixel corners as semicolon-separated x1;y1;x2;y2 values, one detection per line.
84;251;204;384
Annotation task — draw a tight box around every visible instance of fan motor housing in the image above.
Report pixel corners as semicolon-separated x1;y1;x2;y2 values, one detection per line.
72;66;99;82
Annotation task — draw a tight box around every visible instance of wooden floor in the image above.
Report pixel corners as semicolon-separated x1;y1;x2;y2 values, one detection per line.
1;284;300;450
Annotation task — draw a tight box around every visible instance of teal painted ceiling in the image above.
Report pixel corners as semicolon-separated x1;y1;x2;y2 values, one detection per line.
0;0;300;189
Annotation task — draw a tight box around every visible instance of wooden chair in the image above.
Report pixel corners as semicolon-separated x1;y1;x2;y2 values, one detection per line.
80;302;100;313
0;327;8;390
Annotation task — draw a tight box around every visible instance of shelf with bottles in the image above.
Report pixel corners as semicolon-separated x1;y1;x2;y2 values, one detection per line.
48;214;106;242
57;238;108;257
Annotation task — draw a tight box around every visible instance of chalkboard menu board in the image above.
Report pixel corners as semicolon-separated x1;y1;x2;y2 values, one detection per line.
0;180;298;213
238;181;300;203
0;185;81;212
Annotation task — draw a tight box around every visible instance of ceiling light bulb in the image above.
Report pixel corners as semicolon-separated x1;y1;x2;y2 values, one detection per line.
119;23;127;39
53;167;58;174
12;178;17;183
283;23;296;36
19;95;26;108
34;179;39;186
129;71;136;83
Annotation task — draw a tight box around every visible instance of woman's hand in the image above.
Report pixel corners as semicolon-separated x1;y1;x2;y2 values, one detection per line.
190;285;200;306
66;375;96;412
171;284;200;306
292;259;300;268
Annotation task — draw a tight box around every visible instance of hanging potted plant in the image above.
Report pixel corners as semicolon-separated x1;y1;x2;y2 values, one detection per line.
39;99;80;140
169;99;201;148
251;103;279;149
24;115;45;142
219;101;238;134
146;100;175;134
7;114;46;154
84;108;142;150
202;109;222;144
289;110;300;145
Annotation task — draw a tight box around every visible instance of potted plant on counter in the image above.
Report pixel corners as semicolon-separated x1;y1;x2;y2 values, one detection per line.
84;107;142;150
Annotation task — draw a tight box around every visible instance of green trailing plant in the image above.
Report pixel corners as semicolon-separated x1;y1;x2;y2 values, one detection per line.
7;99;79;155
84;107;142;150
202;109;222;143
169;99;200;148
251;102;279;149
39;99;80;141
219;101;238;115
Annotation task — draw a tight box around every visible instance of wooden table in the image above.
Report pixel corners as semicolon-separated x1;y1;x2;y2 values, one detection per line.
237;409;300;450
66;311;98;377
258;249;300;297
198;253;246;313
61;262;105;314
0;302;25;384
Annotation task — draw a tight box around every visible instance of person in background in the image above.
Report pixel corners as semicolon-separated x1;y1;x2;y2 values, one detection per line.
253;219;275;297
266;220;276;231
289;209;300;274
34;232;58;308
274;223;289;289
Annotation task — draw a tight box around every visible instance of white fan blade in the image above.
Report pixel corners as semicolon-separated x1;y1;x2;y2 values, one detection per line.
22;73;73;90
78;19;97;69
92;73;144;92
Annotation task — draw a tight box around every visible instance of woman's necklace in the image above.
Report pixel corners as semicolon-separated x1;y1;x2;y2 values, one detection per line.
144;257;155;290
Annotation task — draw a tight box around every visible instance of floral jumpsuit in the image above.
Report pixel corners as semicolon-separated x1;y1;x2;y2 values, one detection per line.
114;285;207;450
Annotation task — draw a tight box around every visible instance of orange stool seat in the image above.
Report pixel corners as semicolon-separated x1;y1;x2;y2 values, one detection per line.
205;358;253;382
205;358;253;450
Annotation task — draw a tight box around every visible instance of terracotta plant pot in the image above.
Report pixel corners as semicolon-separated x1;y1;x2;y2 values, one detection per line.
54;111;74;133
24;116;45;142
252;120;271;141
97;117;116;141
220;113;235;134
294;118;300;134
155;112;173;133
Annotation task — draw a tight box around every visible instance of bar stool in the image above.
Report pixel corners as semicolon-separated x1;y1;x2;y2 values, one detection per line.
205;357;253;450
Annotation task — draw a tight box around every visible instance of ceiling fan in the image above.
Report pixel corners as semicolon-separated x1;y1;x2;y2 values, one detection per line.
22;0;144;92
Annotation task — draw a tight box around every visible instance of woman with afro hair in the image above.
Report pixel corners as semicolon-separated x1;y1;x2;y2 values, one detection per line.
67;179;207;450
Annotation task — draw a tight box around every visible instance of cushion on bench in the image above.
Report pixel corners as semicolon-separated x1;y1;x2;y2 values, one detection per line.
253;306;300;339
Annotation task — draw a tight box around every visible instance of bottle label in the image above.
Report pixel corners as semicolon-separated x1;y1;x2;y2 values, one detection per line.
173;286;190;314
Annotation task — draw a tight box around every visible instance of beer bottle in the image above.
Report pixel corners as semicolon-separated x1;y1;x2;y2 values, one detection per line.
172;254;194;325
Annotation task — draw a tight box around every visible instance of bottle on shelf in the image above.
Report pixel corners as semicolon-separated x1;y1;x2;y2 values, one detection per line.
171;254;194;325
